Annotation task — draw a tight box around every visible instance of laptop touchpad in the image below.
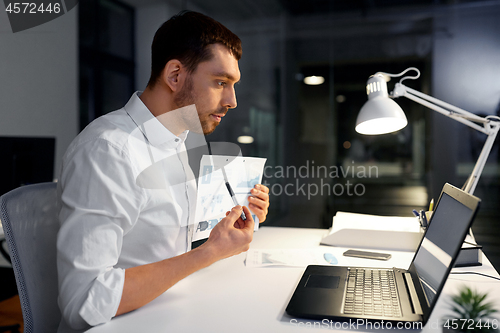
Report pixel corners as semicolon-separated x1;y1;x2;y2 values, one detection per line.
305;275;340;289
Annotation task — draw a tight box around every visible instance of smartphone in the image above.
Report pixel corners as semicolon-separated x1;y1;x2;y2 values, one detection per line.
343;249;392;261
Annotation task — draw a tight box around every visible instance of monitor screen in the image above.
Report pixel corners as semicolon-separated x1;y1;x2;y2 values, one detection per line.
0;136;55;196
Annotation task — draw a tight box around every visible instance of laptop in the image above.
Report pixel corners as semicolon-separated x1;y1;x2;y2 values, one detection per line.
286;183;480;325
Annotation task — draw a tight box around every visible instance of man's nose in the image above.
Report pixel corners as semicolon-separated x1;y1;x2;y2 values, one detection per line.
222;86;237;109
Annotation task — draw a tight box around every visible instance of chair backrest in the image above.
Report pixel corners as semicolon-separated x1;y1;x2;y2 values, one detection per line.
0;182;60;333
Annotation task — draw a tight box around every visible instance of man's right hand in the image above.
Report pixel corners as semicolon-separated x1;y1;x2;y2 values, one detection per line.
116;205;254;317
202;205;255;261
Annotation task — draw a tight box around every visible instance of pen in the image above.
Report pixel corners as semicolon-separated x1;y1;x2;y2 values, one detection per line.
412;209;423;227
429;198;434;211
221;166;247;221
420;210;428;228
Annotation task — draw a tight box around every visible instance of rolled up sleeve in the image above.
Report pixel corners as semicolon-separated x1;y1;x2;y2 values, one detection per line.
57;138;144;330
78;268;125;326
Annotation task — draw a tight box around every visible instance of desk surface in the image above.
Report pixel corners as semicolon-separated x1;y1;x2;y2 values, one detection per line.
86;227;500;332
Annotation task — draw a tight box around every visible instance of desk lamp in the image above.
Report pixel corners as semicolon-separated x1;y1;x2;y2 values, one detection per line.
356;67;500;195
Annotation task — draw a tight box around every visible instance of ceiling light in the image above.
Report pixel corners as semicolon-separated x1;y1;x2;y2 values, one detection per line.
303;76;325;85
237;135;254;144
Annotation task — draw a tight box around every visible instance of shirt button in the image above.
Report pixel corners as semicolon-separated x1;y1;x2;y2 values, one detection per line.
175;139;179;142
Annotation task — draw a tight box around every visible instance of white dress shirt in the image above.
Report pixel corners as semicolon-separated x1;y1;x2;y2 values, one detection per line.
57;92;197;331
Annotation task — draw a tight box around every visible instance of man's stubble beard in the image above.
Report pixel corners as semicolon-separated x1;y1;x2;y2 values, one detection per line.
174;75;222;135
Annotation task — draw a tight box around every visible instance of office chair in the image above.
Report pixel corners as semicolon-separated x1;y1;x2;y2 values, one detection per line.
0;182;61;333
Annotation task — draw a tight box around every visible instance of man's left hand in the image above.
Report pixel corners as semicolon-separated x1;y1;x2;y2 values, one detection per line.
248;184;270;223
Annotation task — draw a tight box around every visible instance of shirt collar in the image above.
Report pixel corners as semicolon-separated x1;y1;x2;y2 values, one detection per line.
124;91;188;149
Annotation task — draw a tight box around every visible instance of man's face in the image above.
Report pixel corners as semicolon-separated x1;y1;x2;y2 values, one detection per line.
174;43;241;135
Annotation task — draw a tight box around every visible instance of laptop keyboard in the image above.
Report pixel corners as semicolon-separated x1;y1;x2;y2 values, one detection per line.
343;268;402;318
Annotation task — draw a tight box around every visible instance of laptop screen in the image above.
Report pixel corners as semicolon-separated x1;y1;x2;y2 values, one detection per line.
412;188;479;307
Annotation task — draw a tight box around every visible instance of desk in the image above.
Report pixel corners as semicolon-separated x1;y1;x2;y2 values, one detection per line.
86;227;500;332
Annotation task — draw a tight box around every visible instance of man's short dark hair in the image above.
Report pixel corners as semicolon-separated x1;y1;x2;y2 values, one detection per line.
147;11;242;87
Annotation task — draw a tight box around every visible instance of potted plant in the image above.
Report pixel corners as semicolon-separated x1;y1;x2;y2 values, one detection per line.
443;286;498;332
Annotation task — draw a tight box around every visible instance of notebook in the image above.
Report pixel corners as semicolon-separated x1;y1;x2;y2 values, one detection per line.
286;183;480;325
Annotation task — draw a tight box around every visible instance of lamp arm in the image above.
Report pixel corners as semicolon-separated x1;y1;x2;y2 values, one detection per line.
463;125;500;194
399;85;487;122
392;83;500;195
394;83;491;134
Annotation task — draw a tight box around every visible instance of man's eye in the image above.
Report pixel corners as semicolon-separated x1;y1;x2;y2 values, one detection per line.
217;81;226;87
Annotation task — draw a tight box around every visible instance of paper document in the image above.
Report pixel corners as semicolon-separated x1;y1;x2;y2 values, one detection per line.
321;211;423;251
193;155;267;242
246;249;338;267
331;211;421;232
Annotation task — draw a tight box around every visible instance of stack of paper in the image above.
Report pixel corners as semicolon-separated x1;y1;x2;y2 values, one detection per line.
321;211;424;251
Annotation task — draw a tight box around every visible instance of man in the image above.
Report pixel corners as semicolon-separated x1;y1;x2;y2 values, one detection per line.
57;11;269;331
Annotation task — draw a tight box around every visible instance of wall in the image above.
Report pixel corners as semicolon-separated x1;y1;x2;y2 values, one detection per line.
431;2;500;199
0;6;78;179
135;3;172;91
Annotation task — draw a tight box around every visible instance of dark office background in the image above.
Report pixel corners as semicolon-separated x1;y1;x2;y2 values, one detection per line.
80;0;500;271
1;1;499;267
1;0;500;329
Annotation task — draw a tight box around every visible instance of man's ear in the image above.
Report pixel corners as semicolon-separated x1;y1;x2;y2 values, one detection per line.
162;59;186;92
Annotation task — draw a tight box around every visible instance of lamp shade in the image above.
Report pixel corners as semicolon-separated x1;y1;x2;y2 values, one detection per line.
355;74;408;135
